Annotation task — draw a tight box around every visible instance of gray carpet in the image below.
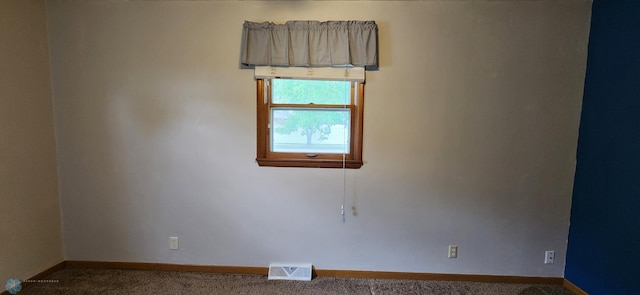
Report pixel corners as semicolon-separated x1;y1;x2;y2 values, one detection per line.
19;268;575;295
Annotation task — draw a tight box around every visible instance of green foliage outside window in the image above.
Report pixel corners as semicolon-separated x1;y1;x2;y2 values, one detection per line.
272;79;350;145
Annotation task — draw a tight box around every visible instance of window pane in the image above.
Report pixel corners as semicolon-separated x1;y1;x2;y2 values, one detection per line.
272;79;350;105
271;109;350;154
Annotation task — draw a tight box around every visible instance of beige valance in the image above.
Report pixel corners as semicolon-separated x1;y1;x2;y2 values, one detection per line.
241;21;378;69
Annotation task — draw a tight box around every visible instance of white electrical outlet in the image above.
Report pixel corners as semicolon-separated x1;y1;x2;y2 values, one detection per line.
448;245;458;258
544;251;555;264
170;237;179;250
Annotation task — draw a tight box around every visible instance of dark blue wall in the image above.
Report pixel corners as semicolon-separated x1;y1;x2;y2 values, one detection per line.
565;1;640;294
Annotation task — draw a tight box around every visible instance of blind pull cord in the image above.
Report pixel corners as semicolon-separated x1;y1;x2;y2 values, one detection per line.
341;81;348;224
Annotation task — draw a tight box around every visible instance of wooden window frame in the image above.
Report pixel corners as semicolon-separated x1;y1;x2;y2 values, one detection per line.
256;79;364;169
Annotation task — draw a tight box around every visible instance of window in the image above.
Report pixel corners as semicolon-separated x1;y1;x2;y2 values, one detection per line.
242;20;377;168
256;73;364;169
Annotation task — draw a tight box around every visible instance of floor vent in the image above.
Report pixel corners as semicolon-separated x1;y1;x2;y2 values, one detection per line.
267;263;313;281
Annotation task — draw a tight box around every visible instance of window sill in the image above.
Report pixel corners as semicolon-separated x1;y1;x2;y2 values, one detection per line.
256;158;363;169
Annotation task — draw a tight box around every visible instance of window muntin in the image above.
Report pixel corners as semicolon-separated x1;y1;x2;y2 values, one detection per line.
256;78;364;168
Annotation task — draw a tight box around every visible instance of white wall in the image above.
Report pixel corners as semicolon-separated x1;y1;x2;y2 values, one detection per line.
46;0;591;277
0;0;64;282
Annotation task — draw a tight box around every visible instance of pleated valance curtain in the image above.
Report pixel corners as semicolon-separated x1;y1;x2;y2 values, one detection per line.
241;20;378;69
